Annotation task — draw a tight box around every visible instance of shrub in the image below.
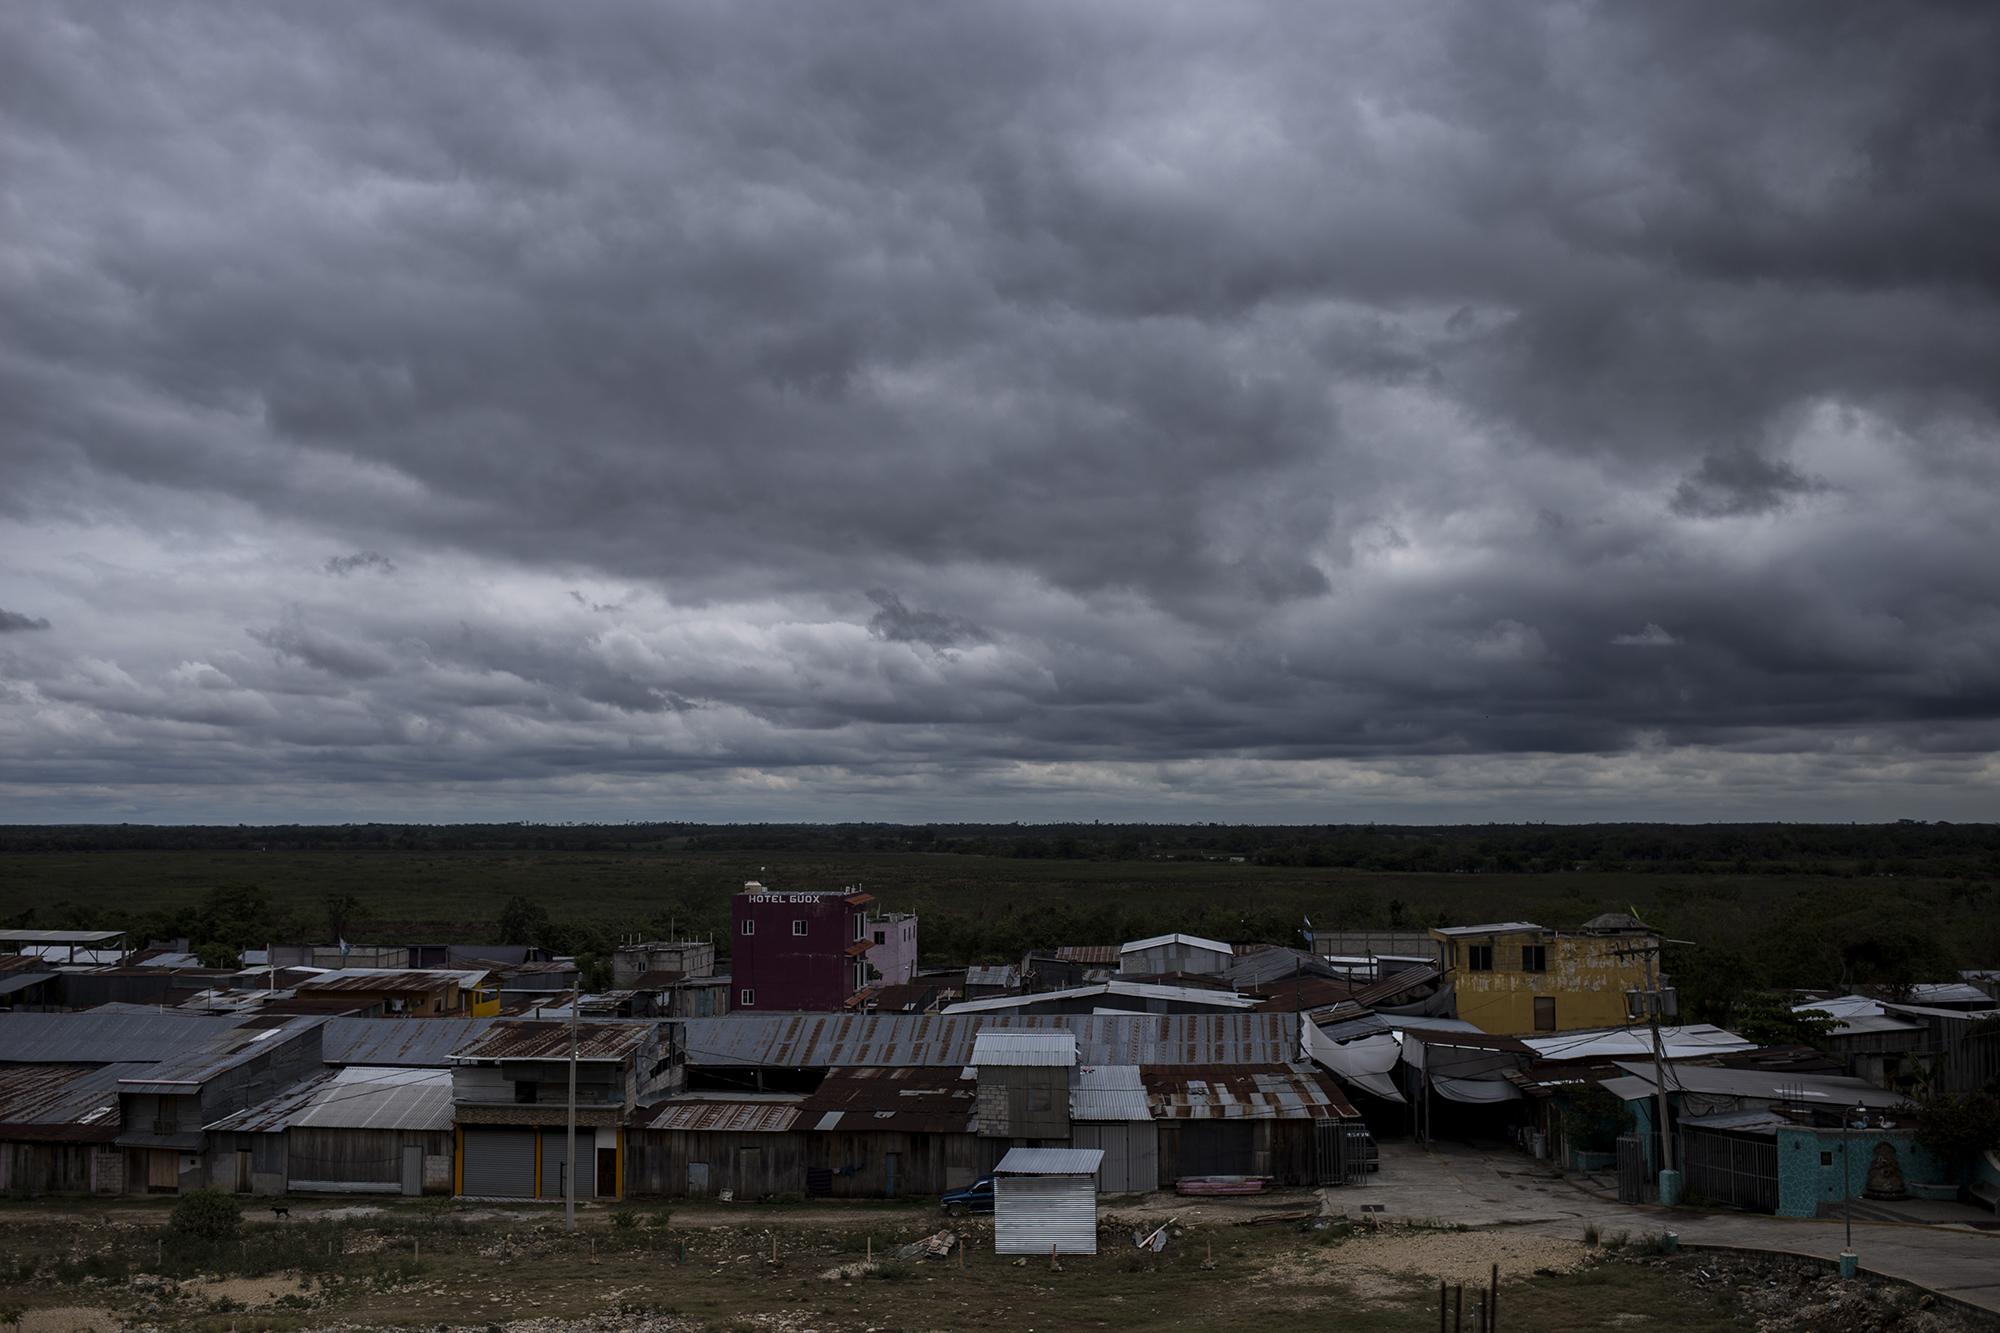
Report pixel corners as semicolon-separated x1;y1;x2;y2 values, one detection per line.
169;1189;243;1241
1583;1224;1600;1246
611;1209;637;1229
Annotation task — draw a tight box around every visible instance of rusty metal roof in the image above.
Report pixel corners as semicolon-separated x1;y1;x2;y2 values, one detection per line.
1053;946;1119;965
322;1017;500;1066
0;1063;138;1141
450;1019;654;1063
1142;1064;1358;1120
676;1012;1299;1069
799;1066;976;1134
637;1095;803;1133
1352;965;1441;1006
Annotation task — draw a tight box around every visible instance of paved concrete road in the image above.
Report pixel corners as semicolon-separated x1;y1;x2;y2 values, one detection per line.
1325;1143;2000;1316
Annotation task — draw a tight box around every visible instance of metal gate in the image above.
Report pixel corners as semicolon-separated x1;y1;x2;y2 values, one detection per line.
1679;1128;1777;1213
1315;1121;1377;1186
461;1130;535;1198
401;1145;423;1197
1615;1133;1649;1204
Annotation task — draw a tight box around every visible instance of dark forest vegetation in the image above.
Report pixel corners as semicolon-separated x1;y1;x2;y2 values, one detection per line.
1;822;1995;1031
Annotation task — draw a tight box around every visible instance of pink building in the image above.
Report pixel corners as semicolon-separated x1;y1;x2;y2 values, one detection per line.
729;882;873;1012
864;912;920;985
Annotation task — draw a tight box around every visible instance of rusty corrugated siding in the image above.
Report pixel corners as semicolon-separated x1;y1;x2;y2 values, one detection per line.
1141;1064;1357;1120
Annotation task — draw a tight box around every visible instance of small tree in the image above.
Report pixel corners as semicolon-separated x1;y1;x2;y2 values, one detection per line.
169;1188;243;1241
1914;1089;2000;1167
498;895;549;948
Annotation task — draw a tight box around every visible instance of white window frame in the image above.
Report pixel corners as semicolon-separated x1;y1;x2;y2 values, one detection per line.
740;919;755;936
792;919;809;937
739;988;754;1007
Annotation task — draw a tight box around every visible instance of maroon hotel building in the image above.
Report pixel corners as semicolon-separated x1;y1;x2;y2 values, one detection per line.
729;882;874;1011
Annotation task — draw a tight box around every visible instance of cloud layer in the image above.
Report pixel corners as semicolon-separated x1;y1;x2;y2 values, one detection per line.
3;2;1998;821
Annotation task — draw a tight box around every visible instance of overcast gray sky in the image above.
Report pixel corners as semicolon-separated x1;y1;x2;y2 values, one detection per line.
4;2;1998;824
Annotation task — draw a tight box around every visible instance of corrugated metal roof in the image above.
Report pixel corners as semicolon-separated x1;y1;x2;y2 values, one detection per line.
675;1013;1299;1069
0;973;56;997
450;1019;654;1063
1351;966;1440;1006
0;930;126;944
0;1011;255;1064
1606;1061;1914;1108
1071;1064;1150;1121
1521;1024;1755;1063
206;1066;453;1134
0;1063;139;1139
798;1066;976;1134
1142;1064;1358;1120
1054;946;1119;965
995;1147;1104;1176
1316;1010;1391;1043
296;968;487;994
1120;933;1232;956
965;965;1020;988
1681;1109;1790;1135
1432;923;1545;938
321;1017;500;1066
971;1031;1077;1066
945;980;1260;1014
638;1096;803;1133
118;1017;326;1093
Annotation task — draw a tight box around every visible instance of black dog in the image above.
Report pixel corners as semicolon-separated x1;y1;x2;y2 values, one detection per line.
269;1204;290;1220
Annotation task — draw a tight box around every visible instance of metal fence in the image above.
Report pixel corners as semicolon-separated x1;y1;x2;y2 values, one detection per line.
1314;1120;1376;1186
1615;1133;1650;1204
1678;1127;1777;1213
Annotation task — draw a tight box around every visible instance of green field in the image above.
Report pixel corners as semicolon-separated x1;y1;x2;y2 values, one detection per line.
2;845;1993;1008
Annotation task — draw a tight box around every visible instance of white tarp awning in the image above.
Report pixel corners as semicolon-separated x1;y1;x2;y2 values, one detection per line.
1431;1077;1524;1104
1303;1023;1406;1104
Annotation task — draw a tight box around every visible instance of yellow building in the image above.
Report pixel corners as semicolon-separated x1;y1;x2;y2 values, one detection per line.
1431;916;1656;1036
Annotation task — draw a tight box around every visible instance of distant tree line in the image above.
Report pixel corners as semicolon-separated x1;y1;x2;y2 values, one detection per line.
5;819;1998;879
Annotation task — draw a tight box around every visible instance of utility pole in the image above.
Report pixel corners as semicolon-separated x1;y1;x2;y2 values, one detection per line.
1644;945;1674;1179
1612;926;1688;1202
565;985;579;1231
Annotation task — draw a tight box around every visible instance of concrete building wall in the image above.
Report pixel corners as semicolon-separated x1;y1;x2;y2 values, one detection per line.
730;890;871;1012
1774;1127;1954;1218
865;914;919;986
1437;929;1650;1035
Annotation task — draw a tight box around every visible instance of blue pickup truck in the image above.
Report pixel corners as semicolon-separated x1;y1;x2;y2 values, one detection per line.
939;1175;995;1216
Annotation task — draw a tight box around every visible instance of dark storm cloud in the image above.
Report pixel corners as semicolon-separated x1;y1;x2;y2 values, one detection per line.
324;551;397;577
865;590;988;650
1;1;1997;820
0;610;51;633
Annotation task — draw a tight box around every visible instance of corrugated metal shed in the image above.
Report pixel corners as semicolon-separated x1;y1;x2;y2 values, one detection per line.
0;1063;139;1140
970;1031;1077;1067
798;1066;976;1133
675;1013;1299;1069
1071;1065;1150;1121
965;965;1019;989
451;1019;654;1063
322;1017;501;1067
0;1011;254;1064
206;1066;454;1133
637;1096;803;1133
996;1147;1105;1175
1142;1064;1357;1120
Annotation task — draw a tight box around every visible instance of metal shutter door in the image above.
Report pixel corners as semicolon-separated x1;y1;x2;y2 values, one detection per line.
540;1133;594;1200
994;1177;1097;1255
461;1130;535;1198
